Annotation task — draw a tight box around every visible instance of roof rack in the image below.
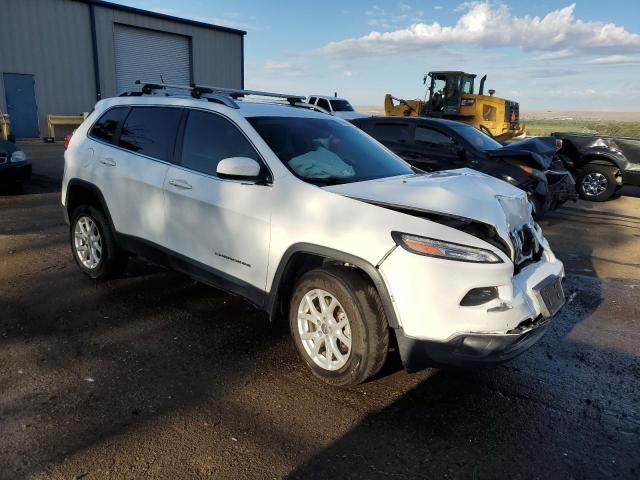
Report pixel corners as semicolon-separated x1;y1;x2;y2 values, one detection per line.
122;81;307;109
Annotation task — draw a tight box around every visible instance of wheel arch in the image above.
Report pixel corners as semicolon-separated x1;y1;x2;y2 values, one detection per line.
577;151;626;173
65;179;114;229
266;244;399;329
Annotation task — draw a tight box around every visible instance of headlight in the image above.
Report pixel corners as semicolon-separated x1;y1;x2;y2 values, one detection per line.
461;98;475;107
391;232;503;263
10;150;27;163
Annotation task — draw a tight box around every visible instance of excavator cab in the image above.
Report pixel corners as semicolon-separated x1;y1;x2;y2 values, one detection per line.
424;71;476;115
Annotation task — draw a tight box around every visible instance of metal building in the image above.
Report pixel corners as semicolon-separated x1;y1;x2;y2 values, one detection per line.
0;0;245;139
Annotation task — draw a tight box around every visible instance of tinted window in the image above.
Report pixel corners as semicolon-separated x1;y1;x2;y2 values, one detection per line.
451;125;502;151
372;123;410;144
316;98;331;111
415;126;456;148
118;107;182;162
90;107;128;143
308;97;316;105
248;116;412;185
181;110;259;176
330;100;354;112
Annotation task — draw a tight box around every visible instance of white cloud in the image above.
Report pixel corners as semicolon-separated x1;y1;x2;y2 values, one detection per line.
319;2;640;59
263;61;302;73
365;3;425;30
588;55;640;65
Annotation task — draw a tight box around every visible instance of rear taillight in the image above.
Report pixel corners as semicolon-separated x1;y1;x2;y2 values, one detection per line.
64;129;76;150
554;138;563;150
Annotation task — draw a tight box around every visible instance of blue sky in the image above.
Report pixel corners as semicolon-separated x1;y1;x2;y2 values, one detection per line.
114;1;640;111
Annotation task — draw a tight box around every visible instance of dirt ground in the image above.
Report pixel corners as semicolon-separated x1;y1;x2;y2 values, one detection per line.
1;143;639;479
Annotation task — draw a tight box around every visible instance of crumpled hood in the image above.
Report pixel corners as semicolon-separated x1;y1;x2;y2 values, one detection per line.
324;169;532;241
489;137;557;170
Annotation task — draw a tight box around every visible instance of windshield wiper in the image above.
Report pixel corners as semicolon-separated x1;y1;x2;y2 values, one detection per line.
307;176;353;186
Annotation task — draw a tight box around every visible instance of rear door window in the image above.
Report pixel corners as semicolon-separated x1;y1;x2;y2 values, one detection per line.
118;107;183;162
415;126;456;149
180;110;260;176
372;123;410;144
89;107;128;144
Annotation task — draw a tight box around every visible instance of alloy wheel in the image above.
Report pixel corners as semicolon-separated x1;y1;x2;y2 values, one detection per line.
581;172;608;197
73;216;103;269
297;289;352;371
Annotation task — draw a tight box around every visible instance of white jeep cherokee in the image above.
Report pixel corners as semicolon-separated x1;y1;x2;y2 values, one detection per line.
62;85;565;386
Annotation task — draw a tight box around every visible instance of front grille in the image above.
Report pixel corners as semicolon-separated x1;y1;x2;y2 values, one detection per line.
505;101;520;130
510;224;543;273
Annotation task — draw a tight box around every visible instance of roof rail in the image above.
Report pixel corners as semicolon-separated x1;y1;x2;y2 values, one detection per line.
132;80;306;106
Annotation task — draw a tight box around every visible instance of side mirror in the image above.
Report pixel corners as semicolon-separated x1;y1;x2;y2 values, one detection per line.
216;157;263;180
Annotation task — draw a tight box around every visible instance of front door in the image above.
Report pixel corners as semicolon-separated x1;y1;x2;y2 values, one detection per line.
3;73;39;138
163;109;272;302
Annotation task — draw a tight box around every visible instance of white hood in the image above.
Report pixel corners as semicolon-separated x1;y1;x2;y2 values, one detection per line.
324;169;532;241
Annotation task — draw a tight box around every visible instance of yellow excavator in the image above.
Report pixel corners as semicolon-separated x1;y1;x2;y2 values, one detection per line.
384;71;525;142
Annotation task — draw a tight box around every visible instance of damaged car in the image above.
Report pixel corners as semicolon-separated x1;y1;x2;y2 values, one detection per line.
63;85;565;386
553;132;640;201
351;116;577;216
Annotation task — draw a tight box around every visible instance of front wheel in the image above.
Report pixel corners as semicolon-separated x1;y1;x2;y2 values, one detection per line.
577;164;618;201
289;266;389;386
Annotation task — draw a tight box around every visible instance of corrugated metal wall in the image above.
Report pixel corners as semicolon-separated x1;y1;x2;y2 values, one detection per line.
0;0;244;138
0;0;96;137
113;25;192;93
94;5;243;98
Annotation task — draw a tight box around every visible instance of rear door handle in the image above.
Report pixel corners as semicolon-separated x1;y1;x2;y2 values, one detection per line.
168;179;192;190
99;157;116;166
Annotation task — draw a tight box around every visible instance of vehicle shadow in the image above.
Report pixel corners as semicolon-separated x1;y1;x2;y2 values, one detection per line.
285;275;640;480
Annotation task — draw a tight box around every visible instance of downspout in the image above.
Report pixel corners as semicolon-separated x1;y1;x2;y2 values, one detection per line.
89;2;102;100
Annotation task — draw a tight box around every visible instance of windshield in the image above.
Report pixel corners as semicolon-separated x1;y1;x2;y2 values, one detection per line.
451;125;502;151
329;100;354;112
248;116;413;185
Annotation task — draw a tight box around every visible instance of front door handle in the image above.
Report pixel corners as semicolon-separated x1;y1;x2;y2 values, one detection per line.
99;157;116;166
168;179;192;190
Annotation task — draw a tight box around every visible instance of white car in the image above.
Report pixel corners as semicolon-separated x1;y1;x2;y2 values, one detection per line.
307;95;369;120
62;84;565;386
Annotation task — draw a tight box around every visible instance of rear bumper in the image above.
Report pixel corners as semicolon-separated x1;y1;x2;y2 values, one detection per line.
395;315;551;370
0;162;32;183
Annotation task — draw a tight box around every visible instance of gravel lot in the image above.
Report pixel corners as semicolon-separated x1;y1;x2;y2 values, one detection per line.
1;143;639;479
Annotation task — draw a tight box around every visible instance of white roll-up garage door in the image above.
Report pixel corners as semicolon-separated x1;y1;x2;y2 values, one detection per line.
114;24;192;94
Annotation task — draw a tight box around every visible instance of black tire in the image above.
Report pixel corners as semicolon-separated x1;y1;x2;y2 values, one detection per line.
70;205;127;280
577;164;617;201
289;266;389;386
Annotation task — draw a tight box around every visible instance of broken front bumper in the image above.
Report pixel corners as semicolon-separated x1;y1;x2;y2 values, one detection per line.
395;315;550;370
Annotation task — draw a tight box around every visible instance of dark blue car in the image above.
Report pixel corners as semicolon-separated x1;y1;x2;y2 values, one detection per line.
351;116;576;215
0;139;32;186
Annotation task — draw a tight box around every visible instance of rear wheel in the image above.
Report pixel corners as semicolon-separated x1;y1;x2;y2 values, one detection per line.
70;206;127;279
577;164;617;201
289;266;389;386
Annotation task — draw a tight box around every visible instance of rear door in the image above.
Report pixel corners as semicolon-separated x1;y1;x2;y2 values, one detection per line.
92;105;182;244
162;109;272;302
411;125;466;171
368;121;413;159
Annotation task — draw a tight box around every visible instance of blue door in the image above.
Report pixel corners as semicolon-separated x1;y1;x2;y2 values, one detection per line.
3;73;39;138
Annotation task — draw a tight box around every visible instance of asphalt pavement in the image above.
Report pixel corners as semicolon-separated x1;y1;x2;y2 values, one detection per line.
0;143;638;479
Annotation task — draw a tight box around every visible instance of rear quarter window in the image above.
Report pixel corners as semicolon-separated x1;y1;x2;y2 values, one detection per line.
89;107;128;144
